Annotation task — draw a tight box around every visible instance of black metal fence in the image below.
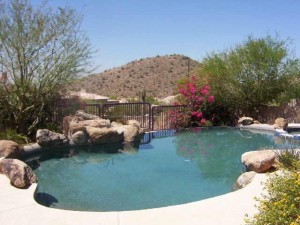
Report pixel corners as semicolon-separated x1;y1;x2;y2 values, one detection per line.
101;103;151;129
83;104;101;116
55;102;186;131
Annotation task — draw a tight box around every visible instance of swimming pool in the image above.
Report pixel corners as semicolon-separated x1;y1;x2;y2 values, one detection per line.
27;127;285;212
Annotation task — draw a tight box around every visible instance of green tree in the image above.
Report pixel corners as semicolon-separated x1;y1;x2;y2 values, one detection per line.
199;35;300;118
0;0;93;136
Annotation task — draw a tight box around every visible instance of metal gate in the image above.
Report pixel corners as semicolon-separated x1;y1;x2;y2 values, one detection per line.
63;102;186;131
100;103;151;129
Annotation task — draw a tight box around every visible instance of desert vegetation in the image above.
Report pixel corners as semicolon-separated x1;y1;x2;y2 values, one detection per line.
192;35;300;122
245;149;300;225
69;54;200;99
0;0;93;138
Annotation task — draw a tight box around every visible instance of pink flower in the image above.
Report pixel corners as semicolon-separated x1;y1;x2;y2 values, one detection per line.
196;112;203;118
191;75;197;81
204;85;210;90
189;86;197;94
191;111;197;116
198;96;203;103
200;118;206;124
207;95;214;103
201;88;208;95
179;88;187;96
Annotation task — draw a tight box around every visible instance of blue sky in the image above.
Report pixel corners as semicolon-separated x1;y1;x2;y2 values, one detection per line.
41;0;300;73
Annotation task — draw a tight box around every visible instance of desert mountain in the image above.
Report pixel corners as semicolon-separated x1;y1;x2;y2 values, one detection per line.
69;54;200;98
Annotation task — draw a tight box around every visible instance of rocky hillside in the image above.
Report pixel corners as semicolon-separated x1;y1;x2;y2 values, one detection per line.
69;54;200;98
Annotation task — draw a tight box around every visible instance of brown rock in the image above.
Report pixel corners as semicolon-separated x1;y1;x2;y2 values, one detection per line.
242;150;276;173
233;171;256;190
36;129;68;147
123;125;140;142
238;117;254;126
71;131;87;145
0;159;37;188
62;116;74;136
0;140;24;158
274;118;288;130
69;118;111;135
86;126;123;144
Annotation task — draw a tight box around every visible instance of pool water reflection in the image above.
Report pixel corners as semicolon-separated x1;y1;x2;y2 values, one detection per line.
27;127;290;212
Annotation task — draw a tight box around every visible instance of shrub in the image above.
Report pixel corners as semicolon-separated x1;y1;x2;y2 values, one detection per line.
245;148;300;225
199;35;300;118
276;148;300;171
169;75;214;128
245;170;300;225
0;128;29;144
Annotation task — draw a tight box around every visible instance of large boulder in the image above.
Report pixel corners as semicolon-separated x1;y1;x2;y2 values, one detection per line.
274;118;288;130
242;150;276;173
127;120;145;140
0;140;24;158
232;171;256;190
123;125;140;142
0;158;37;188
62;115;74;136
112;120;143;143
86;126;123;144
69;118;111;135
237;117;254;126
36;129;68;147
71;131;87;145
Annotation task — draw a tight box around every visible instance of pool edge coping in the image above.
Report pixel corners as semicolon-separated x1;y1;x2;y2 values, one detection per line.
0;172;268;225
1;126;275;224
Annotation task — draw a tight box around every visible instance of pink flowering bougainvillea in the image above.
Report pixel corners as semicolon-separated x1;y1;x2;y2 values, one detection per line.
170;75;214;129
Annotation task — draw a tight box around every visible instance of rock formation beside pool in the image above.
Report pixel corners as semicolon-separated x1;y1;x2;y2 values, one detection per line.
237;117;254;126
36;129;69;147
236;150;278;189
237;116;262;126
274;117;288;130
0;110;144;189
0;158;37;188
233;171;257;190
85;126;124;144
0;109;145;189
0;140;25;158
241;150;276;173
43;110;145;147
71;131;87;145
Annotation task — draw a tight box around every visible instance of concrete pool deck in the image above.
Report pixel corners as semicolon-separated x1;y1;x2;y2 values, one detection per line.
0;172;268;225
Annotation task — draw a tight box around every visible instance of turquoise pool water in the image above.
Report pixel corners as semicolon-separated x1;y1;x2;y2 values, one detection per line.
29;127;285;212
